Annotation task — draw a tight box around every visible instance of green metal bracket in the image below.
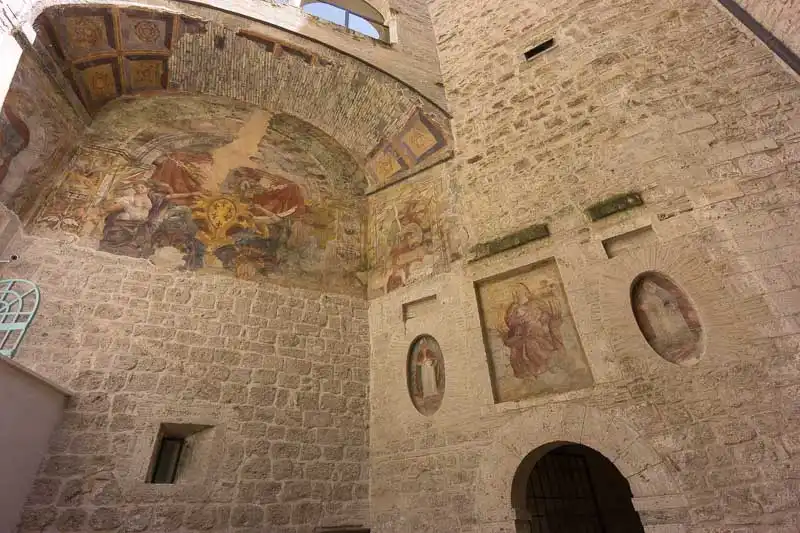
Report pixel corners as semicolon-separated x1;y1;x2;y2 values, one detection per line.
0;279;40;359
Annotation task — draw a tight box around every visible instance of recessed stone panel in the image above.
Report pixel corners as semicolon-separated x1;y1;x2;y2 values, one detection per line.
602;226;657;258
368;143;406;184
365;108;452;191
60;11;115;57
398;110;444;162
74;59;121;108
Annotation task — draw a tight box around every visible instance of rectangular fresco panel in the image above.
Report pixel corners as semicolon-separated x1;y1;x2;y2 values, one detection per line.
367;177;445;298
477;260;593;403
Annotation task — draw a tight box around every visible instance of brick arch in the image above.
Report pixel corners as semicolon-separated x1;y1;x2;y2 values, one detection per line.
475;404;689;529
26;1;452;191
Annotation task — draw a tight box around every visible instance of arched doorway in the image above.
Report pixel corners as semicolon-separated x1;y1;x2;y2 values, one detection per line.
512;443;645;533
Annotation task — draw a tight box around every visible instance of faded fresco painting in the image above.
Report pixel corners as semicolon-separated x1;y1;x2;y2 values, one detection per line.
0;51;83;220
477;260;593;403
407;335;445;416
631;272;703;365
365;108;452;191
32;96;367;294
367;178;445;298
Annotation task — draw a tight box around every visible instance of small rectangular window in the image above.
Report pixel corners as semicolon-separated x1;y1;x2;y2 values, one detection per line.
524;38;555;61
150;436;185;484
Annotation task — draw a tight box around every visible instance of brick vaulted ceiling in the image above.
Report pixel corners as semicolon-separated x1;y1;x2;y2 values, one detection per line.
34;4;453;193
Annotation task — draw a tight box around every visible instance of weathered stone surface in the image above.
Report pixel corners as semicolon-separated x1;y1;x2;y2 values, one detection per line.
733;0;800;59
10;236;370;530
89;508;122;531
55;509;87;531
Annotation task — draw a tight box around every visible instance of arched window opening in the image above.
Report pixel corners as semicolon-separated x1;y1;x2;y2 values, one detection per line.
513;443;645;533
302;1;389;41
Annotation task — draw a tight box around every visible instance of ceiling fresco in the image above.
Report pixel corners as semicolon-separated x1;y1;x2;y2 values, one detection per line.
34;4;453;189
36;6;198;112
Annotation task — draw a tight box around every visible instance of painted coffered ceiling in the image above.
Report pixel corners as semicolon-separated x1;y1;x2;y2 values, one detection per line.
37;6;200;113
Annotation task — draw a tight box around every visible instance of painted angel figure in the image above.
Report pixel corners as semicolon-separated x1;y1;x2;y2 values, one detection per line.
497;283;564;379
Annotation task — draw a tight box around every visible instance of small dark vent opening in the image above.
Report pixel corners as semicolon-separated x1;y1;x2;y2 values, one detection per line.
524;38;555;61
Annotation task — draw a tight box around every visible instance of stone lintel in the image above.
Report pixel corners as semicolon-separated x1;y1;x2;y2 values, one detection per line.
469;223;550;262
586;192;644;221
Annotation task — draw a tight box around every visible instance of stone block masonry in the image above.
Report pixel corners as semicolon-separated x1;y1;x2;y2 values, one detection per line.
366;0;800;531
9;236;370;533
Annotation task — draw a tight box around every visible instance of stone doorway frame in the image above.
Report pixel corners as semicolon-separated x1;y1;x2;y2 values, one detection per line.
475;404;689;532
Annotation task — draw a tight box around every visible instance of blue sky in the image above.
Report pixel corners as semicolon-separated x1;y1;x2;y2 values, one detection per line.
303;2;380;39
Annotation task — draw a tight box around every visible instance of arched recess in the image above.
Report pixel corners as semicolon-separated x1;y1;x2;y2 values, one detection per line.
475;404;689;530
29;2;453;190
30;94;369;295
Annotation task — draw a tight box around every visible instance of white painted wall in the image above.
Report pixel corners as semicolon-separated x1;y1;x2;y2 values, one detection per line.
0;32;23;110
0;357;68;533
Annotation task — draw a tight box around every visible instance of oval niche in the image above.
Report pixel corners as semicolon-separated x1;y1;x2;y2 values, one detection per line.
631;272;704;365
407;335;446;416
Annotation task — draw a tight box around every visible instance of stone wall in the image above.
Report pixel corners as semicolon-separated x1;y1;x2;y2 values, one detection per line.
29;95;370;297
732;0;800;58
368;0;800;531
10;235;370;533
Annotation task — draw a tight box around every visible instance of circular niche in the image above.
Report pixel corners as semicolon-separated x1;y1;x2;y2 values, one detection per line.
631;272;704;365
407;335;446;416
